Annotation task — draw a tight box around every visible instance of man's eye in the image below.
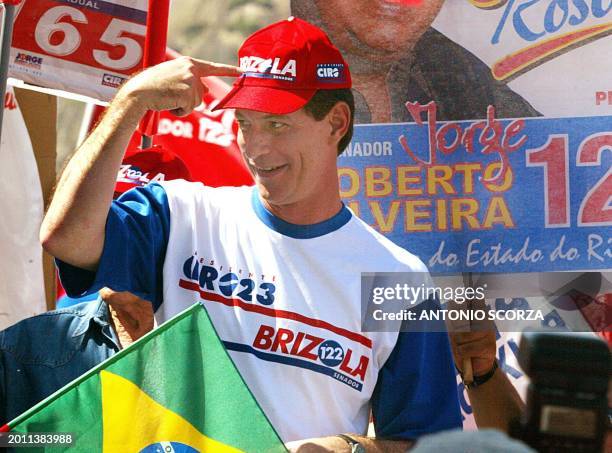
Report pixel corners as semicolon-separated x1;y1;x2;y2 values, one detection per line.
269;121;286;130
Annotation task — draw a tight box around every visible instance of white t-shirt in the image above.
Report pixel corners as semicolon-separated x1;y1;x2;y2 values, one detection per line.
59;182;462;441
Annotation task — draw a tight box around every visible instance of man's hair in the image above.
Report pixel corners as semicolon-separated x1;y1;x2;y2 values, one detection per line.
303;89;354;155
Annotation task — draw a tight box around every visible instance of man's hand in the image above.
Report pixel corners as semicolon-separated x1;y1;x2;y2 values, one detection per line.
285;436;350;452
445;298;496;376
449;330;496;376
445;300;524;431
119;56;243;117
101;288;154;347
285;436;410;452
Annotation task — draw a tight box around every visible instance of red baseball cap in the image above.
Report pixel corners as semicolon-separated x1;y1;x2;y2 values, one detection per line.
114;145;192;198
213;17;351;114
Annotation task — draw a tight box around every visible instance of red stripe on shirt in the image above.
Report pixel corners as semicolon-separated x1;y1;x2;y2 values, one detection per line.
179;279;373;349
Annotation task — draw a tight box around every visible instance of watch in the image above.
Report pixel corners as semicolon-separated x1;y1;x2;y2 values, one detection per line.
337;434;366;453
459;359;498;389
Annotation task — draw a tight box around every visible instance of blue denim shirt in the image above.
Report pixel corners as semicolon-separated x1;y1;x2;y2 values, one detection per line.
0;299;120;424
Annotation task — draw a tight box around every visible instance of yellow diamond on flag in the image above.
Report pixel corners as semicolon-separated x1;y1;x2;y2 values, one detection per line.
101;370;241;453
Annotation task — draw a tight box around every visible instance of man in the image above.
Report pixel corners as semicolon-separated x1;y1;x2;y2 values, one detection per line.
291;0;539;123
0;289;153;425
41;18;461;450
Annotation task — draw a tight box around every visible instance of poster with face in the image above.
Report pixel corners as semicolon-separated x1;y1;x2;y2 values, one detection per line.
289;0;610;429
290;0;611;278
291;0;545;123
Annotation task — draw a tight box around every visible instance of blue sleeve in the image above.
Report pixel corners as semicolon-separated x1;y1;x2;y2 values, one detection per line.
56;183;170;311
371;307;462;439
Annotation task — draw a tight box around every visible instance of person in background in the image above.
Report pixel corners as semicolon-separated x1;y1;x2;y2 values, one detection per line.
0;289;153;425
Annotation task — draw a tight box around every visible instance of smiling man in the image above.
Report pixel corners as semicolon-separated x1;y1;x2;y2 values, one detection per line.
40;17;461;451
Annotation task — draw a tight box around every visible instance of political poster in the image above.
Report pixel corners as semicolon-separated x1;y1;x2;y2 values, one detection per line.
433;0;612;118
288;0;611;429
339;114;611;274
9;0;148;101
289;0;611;276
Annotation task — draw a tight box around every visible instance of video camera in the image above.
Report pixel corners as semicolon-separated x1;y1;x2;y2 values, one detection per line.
512;332;610;452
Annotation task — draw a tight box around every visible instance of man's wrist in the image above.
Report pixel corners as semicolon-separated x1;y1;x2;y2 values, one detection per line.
336;434;365;453
462;359;498;389
113;84;149;121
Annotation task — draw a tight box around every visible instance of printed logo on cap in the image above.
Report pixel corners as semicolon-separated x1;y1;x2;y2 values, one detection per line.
316;63;346;83
117;164;166;187
239;56;297;82
213;17;352;113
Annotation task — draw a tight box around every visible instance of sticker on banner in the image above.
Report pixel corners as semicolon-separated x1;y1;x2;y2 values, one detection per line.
102;74;126;88
14;53;42;69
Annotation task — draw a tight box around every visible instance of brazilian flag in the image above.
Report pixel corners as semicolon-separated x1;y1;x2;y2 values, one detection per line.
2;303;286;452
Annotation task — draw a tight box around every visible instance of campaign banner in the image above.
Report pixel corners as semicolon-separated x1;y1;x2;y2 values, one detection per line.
9;0;147;101
339;109;612;274
284;0;612;431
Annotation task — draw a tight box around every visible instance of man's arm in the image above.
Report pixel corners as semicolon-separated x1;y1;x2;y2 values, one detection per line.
450;330;525;432
40;57;242;270
466;366;524;432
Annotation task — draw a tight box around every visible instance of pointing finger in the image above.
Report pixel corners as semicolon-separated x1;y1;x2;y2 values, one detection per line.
191;58;244;77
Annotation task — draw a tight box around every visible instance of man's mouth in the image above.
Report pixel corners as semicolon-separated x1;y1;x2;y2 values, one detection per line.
376;0;420;14
252;164;288;176
380;0;421;5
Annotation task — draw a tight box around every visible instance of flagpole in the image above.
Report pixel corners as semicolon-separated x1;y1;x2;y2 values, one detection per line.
0;1;20;146
139;0;171;150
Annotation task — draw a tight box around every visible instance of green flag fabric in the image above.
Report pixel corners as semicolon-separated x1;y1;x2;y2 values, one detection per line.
2;303;286;453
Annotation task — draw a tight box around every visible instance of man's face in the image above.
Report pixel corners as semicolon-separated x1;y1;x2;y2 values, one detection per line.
311;0;444;58
235;107;339;214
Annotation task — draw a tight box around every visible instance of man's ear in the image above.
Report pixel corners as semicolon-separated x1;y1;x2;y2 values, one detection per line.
327;101;351;145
